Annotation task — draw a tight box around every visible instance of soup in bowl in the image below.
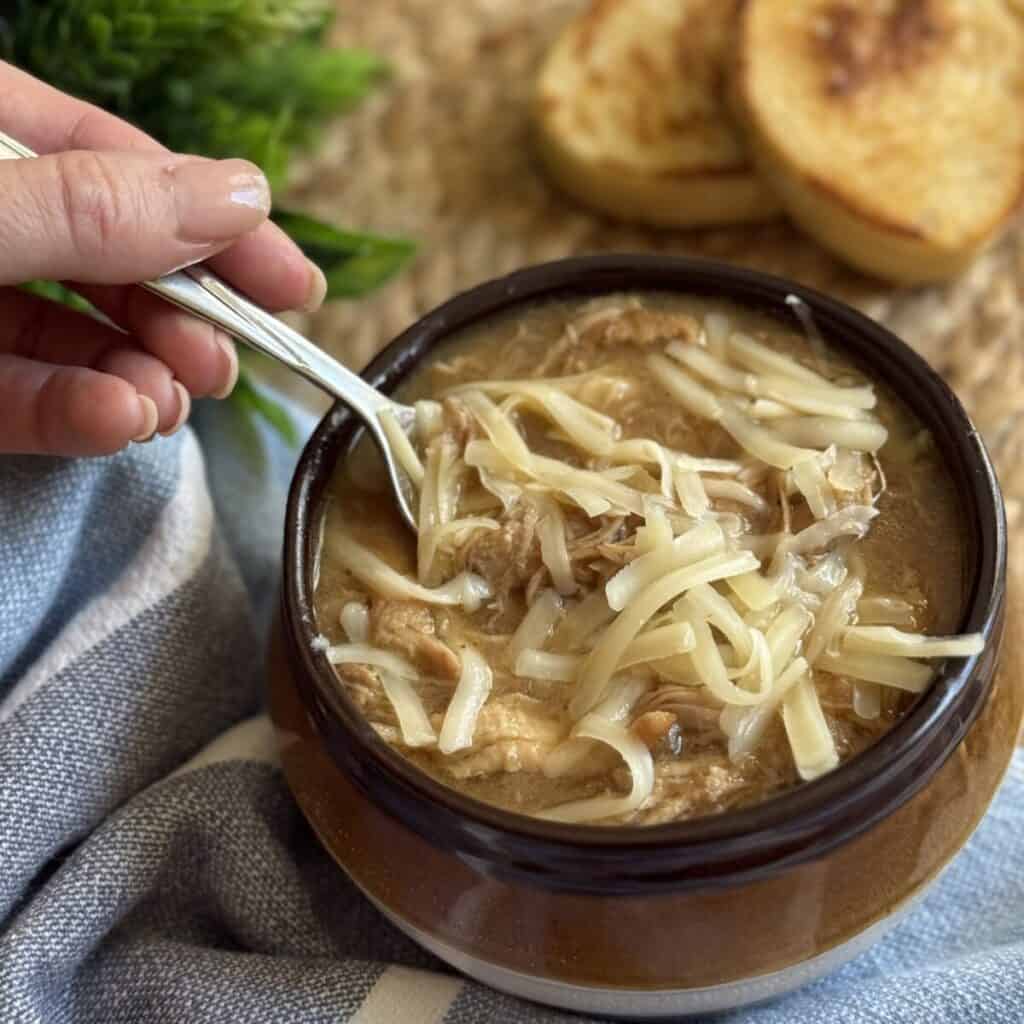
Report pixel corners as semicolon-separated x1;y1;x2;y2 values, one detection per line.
270;256;1015;1018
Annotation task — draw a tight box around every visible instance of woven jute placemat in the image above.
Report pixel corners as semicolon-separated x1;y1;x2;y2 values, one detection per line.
285;0;1024;554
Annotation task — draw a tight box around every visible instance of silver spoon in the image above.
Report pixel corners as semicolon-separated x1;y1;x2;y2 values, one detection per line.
0;129;419;531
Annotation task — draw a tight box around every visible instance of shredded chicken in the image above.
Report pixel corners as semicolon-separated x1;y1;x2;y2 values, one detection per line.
579;309;700;348
471;695;565;745
445;741;551;778
441;694;564;778
339;664;394;723
337;662;379;692
627;758;757;825
546;517;629;591
595;542;640;566
534;327;581;376
441;396;476;448
461;503;542;595
567;517;627;564
370;600;461;682
535;308;701;375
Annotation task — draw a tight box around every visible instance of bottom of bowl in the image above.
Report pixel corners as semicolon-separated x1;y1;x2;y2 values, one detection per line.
361;874;941;1018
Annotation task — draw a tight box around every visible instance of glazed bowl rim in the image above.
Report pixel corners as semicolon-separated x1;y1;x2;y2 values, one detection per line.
282;253;1005;891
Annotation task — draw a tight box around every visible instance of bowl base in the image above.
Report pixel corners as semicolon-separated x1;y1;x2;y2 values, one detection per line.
361;877;937;1018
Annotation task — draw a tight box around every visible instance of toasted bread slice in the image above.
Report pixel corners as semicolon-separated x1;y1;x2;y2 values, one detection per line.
534;0;779;228
732;0;1024;283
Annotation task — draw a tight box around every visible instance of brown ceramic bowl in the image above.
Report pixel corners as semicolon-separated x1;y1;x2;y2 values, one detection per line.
269;255;1017;1017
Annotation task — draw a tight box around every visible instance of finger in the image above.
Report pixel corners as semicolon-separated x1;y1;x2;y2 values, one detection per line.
92;347;188;435
0;150;270;285
0;61;161;155
76;217;324;319
0;352;158;456
75;204;326;314
1;61;324;312
0;287;188;431
0;62;323;312
208;221;326;312
75;284;238;398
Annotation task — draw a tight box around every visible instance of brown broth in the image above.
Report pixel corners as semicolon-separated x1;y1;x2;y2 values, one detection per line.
315;292;967;824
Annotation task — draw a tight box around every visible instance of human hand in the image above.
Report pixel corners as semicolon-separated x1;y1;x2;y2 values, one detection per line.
0;62;327;456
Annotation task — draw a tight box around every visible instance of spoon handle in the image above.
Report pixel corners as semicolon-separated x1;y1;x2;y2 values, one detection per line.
144;266;398;418
0;130;397;420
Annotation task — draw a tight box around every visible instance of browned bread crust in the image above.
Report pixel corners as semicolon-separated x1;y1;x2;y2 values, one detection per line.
535;0;780;228
732;0;1024;283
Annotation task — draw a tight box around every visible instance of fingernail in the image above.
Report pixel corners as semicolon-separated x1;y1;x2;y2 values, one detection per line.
172;158;271;242
211;333;239;399
132;395;159;442
160;381;191;437
300;260;328;313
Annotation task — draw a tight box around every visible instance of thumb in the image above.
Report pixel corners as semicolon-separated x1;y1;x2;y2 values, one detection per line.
0;150;271;285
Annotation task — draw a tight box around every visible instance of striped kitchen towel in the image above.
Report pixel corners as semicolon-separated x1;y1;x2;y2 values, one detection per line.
1;393;1022;1024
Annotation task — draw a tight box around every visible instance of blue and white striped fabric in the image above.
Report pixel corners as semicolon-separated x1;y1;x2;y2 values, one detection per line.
2;394;1023;1024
